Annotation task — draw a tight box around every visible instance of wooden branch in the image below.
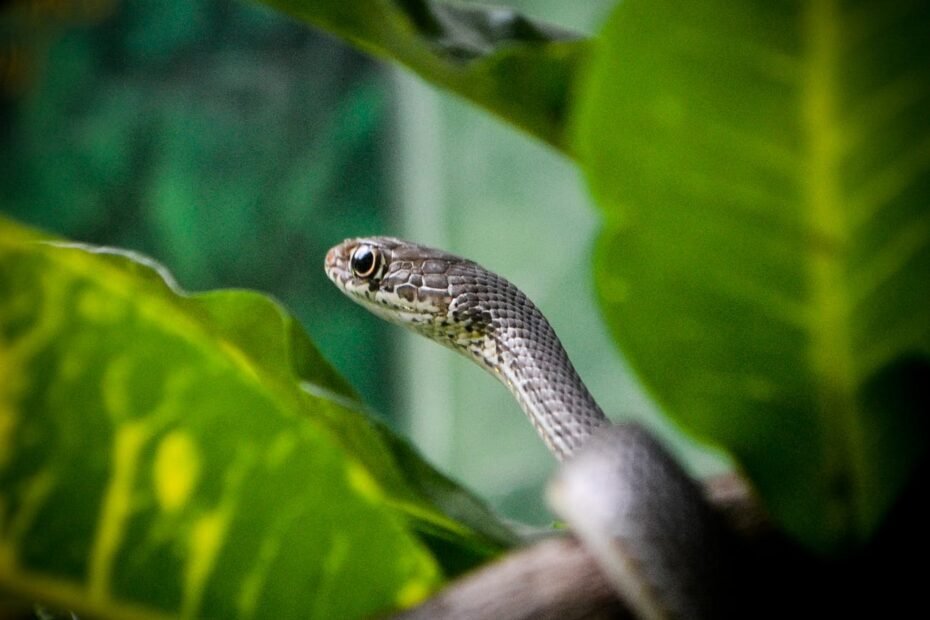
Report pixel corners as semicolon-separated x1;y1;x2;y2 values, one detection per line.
394;536;630;620
394;473;770;620
394;452;929;619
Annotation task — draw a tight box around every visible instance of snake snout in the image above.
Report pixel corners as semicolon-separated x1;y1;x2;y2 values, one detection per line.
324;239;360;284
323;247;338;274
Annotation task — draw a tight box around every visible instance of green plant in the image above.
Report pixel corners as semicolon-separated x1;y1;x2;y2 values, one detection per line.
1;0;927;617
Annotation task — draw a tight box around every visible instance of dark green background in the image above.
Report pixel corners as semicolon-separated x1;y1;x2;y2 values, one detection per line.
1;0;395;418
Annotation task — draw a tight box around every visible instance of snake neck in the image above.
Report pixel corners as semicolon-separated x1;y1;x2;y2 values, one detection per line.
492;323;610;461
323;236;611;461
444;275;611;461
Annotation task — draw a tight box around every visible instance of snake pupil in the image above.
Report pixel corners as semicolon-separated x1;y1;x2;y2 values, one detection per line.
351;245;379;278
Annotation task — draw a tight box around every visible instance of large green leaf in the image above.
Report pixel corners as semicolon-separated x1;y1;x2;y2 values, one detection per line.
576;0;929;551
0;217;514;618
256;0;586;152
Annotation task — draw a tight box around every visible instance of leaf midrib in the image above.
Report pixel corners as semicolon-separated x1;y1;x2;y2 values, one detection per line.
802;0;866;537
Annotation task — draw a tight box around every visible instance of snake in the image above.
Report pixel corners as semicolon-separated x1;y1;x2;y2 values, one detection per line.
325;236;736;619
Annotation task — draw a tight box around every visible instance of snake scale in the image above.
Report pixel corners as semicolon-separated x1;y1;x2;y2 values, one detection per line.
325;237;735;619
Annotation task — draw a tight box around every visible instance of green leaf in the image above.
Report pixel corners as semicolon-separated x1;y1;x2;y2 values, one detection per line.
0;216;514;618
256;0;586;152
576;0;930;552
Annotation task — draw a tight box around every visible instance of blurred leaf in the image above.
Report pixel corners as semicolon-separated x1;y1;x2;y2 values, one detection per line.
0;216;514;618
1;0;402;453
576;0;930;551
256;0;586;152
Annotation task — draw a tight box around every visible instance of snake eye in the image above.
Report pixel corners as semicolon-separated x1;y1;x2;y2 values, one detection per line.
350;244;381;279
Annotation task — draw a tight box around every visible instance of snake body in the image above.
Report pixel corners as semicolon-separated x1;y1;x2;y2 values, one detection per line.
325;236;609;459
325;237;731;619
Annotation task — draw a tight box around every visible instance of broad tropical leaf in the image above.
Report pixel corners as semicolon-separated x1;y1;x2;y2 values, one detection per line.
0;217;514;618
575;0;929;551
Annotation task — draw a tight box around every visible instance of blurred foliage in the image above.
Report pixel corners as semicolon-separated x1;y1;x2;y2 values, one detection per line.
0;216;514;617
0;0;395;416
275;0;929;553
577;0;929;552
258;0;587;152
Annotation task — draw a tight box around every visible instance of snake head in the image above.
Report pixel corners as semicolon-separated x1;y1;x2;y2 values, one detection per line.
324;236;466;332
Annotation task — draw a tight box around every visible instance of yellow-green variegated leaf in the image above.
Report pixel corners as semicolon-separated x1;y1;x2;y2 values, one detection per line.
0;216;514;618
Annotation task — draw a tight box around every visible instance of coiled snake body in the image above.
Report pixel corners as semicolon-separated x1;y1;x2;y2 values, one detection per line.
325;237;734;620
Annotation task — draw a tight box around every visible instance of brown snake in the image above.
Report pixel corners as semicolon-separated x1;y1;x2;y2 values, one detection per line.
325;237;744;619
